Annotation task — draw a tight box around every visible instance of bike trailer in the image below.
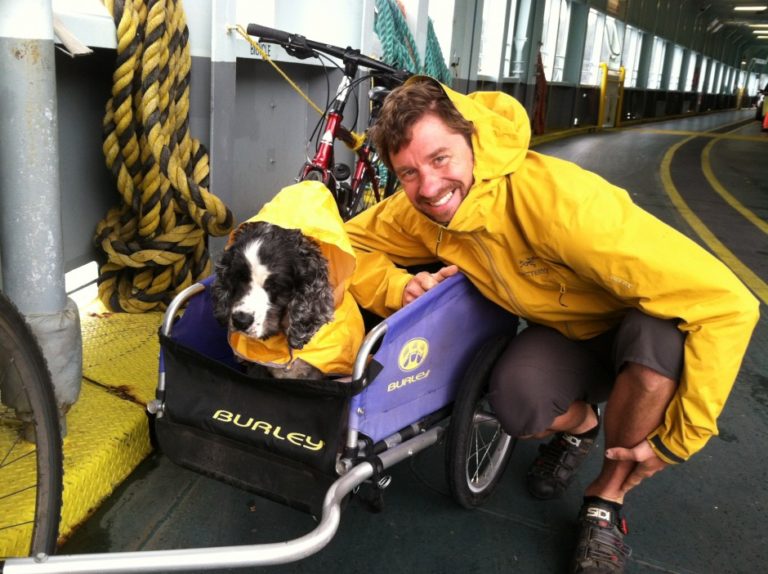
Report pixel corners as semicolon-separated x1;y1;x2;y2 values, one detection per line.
154;273;516;515
2;274;519;573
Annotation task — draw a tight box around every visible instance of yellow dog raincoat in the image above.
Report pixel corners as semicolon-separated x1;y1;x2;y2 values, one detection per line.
229;181;365;376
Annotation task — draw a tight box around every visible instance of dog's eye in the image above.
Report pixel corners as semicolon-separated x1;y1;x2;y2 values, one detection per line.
225;254;251;286
217;254;252;302
265;273;292;294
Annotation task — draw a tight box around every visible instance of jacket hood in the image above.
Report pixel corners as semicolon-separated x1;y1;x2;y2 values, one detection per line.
240;180;357;304
400;77;531;231
407;76;531;181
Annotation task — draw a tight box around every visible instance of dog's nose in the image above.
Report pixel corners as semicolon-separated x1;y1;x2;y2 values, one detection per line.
231;311;254;331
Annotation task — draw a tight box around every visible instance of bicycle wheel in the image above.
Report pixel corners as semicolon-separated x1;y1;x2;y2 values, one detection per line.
445;336;515;509
0;291;62;558
346;163;398;220
347;170;374;219
381;167;399;199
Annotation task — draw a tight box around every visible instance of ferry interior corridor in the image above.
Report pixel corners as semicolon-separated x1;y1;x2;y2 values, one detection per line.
1;1;767;573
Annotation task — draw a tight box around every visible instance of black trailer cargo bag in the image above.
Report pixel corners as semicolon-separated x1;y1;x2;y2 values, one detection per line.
156;334;359;515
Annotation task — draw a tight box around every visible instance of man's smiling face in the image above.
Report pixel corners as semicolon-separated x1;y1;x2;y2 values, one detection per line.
391;113;475;225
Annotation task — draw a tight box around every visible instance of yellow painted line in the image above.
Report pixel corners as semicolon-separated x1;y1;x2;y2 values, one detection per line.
640;128;768;143
660;136;768;305
701;128;768;236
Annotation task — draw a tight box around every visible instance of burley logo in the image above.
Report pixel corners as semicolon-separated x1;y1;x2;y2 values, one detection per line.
211;410;324;452
398;337;429;371
387;338;432;392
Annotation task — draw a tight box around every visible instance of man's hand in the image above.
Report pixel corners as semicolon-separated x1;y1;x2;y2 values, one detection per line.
402;265;459;306
605;439;668;497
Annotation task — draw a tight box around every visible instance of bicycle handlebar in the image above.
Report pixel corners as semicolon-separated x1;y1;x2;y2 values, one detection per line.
246;23;411;82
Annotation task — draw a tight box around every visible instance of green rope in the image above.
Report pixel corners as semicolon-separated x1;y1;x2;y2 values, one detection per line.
374;0;452;84
424;19;452;84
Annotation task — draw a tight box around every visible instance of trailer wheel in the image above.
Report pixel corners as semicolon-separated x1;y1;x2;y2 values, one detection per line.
445;336;515;509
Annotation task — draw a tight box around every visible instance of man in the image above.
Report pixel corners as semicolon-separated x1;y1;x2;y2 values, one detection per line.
344;76;759;573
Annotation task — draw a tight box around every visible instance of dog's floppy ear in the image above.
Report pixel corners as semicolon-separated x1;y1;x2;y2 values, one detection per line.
210;248;235;327
211;222;264;327
285;231;335;349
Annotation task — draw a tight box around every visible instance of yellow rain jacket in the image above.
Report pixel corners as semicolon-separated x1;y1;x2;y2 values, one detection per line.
229;181;364;376
345;78;759;463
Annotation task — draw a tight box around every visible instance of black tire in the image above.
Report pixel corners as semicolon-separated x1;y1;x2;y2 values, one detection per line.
343;160;398;220
0;291;63;558
345;171;371;220
381;168;398;199
445;336;515;509
343;167;376;220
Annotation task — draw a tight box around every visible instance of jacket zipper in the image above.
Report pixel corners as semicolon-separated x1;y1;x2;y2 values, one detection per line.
470;234;522;313
435;226;444;257
558;283;575;338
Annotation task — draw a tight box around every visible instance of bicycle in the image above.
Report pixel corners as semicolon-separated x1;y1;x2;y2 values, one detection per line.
242;23;411;220
0;291;63;562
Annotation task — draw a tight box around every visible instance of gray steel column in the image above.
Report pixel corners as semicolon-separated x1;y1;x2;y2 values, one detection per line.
511;0;533;80
0;0;66;313
0;0;82;419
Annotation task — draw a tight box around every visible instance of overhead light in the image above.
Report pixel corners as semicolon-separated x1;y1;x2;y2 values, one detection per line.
734;5;767;11
749;23;768;27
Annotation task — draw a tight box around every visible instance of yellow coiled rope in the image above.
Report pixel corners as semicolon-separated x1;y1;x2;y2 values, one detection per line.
95;0;233;312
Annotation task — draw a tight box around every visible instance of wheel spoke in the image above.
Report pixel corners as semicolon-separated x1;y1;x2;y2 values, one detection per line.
1;444;35;469
470;427;480;482
468;414;505;486
0;484;36;503
0;519;35;533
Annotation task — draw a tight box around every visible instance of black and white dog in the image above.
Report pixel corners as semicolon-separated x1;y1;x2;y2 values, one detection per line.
211;220;335;380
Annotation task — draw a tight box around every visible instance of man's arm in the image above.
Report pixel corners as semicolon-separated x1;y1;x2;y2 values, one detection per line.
344;193;439;316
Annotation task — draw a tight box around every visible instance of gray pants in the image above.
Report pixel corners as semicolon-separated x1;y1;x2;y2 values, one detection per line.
488;309;686;437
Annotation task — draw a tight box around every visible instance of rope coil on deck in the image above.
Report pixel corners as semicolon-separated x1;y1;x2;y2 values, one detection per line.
96;0;233;313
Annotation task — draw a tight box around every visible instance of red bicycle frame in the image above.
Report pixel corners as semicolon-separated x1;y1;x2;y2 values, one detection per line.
246;23;408;219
